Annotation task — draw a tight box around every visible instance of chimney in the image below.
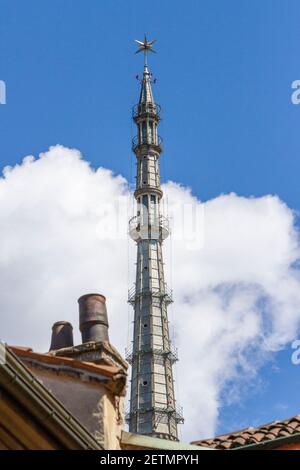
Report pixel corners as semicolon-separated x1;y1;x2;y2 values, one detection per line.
78;293;109;343
50;321;74;351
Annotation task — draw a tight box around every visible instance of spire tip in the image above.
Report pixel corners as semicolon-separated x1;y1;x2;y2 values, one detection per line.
134;36;157;66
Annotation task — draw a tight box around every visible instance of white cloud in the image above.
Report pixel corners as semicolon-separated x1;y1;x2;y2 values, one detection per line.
1;145;300;442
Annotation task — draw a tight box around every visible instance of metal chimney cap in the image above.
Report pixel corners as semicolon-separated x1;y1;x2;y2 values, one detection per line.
52;320;73;329
78;293;106;303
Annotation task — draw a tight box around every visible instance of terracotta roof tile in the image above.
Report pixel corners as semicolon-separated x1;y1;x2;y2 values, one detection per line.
231;437;246;446
265;432;277;440
287;419;300;430
252;432;266;442
219;441;232;449
278;429;291;437
192;415;300;450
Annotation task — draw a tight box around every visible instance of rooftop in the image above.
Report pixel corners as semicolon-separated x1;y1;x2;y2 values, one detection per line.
10;345;127;396
192;415;300;450
0;346;103;450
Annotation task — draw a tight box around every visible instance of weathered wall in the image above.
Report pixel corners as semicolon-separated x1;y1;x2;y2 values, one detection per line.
27;365;124;449
275;442;300;450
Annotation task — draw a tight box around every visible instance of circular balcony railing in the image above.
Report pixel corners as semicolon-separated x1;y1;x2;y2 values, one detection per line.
128;214;169;241
132;103;161;120
125;344;178;365
128;283;173;306
132;135;163;153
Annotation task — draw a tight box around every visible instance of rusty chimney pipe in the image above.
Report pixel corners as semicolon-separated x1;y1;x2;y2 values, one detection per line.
78;293;109;343
49;321;74;351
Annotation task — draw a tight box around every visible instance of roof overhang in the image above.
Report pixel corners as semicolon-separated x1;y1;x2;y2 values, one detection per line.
121;431;214;451
0;346;103;450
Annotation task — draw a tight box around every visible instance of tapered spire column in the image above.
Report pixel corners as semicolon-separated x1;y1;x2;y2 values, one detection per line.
126;37;183;441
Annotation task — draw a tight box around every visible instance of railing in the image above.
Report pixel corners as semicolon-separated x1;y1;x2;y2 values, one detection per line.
128;214;169;241
132;135;163;153
124;345;133;363
128;285;136;304
132;103;162;120
125;344;178;365
128;284;173;306
126;404;184;424
125;403;131;423
174;405;185;424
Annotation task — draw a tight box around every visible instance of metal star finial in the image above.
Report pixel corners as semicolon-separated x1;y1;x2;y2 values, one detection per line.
134;35;156;65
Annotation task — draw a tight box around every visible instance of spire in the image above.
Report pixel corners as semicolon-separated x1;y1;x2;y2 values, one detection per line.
139;65;155;106
126;37;183;441
135;35;157;109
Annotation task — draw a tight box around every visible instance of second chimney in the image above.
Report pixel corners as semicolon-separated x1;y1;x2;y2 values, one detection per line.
78;293;109;343
50;321;74;351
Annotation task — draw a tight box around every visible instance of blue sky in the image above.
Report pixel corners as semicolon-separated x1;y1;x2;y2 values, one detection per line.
1;0;300;438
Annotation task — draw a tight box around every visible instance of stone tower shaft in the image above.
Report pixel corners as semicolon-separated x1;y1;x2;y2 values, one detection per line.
127;39;183;441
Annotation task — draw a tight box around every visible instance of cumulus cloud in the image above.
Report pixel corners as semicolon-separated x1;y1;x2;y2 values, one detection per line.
0;145;300;441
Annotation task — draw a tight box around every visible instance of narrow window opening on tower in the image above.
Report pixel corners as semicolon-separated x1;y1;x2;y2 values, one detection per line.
149;120;154;143
142;122;147;143
154;123;157;143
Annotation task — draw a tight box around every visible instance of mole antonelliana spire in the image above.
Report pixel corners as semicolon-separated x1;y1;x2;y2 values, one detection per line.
126;36;183;441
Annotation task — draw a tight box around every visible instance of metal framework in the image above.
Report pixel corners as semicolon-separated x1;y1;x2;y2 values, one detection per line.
127;37;183;441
